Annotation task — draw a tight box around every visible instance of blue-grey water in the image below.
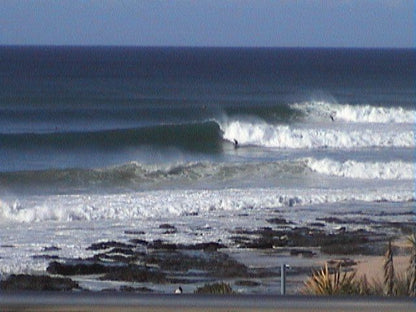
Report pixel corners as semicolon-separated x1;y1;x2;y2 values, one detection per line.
0;47;414;285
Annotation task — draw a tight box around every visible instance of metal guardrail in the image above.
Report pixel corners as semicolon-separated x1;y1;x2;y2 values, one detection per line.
0;292;415;312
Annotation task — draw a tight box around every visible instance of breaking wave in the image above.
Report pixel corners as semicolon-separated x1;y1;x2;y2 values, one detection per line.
305;158;414;180
0;160;306;194
0;187;414;223
292;101;415;123
220;119;414;149
2;102;414;156
1;156;412;196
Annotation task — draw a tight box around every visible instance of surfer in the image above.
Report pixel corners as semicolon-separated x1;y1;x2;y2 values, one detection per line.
329;112;336;122
233;139;239;149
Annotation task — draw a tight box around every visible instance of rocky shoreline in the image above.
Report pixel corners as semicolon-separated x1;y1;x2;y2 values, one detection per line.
1;212;414;294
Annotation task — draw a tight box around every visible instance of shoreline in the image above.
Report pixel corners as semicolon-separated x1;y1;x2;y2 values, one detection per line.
1;216;413;295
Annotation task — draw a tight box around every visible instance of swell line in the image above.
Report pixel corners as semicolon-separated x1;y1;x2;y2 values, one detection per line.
0;121;224;153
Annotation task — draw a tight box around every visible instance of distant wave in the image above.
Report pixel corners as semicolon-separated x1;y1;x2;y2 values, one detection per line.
1;156;412;196
0;121;224;154
292;101;415;123
305;158;414;180
0;160;306;194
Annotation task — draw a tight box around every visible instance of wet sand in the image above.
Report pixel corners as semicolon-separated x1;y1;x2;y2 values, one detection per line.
354;255;409;282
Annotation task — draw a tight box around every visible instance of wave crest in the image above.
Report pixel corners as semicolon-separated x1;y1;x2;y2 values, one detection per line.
220;119;414;149
292;101;415;123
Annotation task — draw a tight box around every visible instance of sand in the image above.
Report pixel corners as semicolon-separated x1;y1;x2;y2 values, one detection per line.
354;255;409;282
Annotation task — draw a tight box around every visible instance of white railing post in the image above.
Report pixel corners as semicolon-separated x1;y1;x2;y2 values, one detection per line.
281;264;287;295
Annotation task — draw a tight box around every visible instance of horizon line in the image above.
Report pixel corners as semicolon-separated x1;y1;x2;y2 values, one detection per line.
0;44;414;50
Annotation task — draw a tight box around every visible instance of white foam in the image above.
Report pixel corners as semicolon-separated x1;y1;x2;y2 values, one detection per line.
305;158;415;180
0;186;413;224
0;189;414;278
220;119;414;149
292;101;415;123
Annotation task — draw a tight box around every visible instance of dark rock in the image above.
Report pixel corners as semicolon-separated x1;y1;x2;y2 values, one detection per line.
119;286;153;292
47;261;108;275
1;274;78;291
316;217;347;224
87;241;134;251
32;254;60;260
144;248;248;278
166;276;210;284
231;236;252;246
159;224;176;229
267;217;293;225
183;212;198;216
106;247;135;255
308;222;326;227
230;225;386;255
91;246;137;263
215;257;248;278
149;240;225;251
93;253;133;263
129;239;149;246
335;226;347;233
125;230;146;235
163;229;178;234
232;227;286;249
376;211;414;216
320;243;366;255
100;265;166;283
231;227;259;235
150;240;178;250
47;258;166;283
159;224;178;234
42;246;61;252
183;242;226;251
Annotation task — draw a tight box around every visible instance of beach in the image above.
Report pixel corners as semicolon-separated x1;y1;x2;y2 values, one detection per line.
1;205;413;295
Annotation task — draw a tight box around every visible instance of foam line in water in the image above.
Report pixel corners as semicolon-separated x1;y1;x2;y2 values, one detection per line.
0;187;413;223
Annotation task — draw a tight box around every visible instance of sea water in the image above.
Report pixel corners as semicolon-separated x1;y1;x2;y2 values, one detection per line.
0;47;414;279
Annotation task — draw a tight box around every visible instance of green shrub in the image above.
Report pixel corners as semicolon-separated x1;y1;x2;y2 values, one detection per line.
304;235;416;297
303;263;358;295
194;282;234;294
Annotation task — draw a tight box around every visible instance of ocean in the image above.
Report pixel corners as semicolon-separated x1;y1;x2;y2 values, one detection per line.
0;47;414;287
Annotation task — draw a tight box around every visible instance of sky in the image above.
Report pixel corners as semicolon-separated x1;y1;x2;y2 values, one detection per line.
0;0;414;48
